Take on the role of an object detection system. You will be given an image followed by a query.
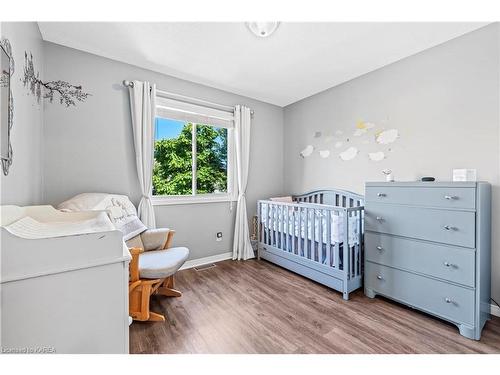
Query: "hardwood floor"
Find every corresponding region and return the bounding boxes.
[129,259,500,354]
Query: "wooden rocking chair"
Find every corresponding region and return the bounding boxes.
[128,229,189,322]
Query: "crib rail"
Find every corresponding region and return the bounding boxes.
[293,189,363,208]
[257,200,364,280]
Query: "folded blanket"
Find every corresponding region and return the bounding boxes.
[58,193,147,241]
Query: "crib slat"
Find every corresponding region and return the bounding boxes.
[260,203,263,243]
[311,208,315,261]
[343,211,351,278]
[317,209,323,263]
[267,203,271,246]
[298,206,303,256]
[358,210,363,276]
[291,208,295,254]
[355,243,360,277]
[354,211,358,276]
[282,205,285,250]
[334,212,340,268]
[352,211,357,276]
[305,208,309,259]
[270,204,273,246]
[280,205,284,250]
[350,212,354,278]
[284,205,288,251]
[305,208,309,258]
[264,203,269,245]
[285,205,289,251]
[334,241,339,269]
[275,205,279,248]
[305,207,308,257]
[304,208,311,258]
[274,205,278,247]
[269,203,273,246]
[347,211,351,277]
[262,203,266,244]
[272,204,276,246]
[309,209,316,259]
[268,204,271,246]
[326,209,331,267]
[268,204,272,246]
[278,205,283,250]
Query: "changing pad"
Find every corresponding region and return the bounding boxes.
[4,212,115,239]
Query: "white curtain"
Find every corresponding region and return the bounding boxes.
[232,105,254,260]
[128,80,157,228]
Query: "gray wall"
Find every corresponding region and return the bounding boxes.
[42,42,284,261]
[0,22,44,205]
[283,24,500,302]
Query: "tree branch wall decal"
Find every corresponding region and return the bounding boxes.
[22,52,91,107]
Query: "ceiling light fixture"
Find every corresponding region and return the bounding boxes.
[246,22,280,38]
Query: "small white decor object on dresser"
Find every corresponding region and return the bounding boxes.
[453,169,477,182]
[0,205,131,353]
[364,181,491,340]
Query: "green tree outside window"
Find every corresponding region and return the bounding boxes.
[153,121,228,196]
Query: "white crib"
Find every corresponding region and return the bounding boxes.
[257,189,364,300]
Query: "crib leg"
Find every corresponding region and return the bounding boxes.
[343,291,349,301]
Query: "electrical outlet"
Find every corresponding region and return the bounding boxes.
[216,232,223,242]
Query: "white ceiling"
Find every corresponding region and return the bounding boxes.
[38,22,488,107]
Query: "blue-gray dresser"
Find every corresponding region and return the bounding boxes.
[364,182,491,340]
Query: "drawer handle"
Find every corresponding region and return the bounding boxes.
[376,216,384,221]
[443,225,457,231]
[376,275,383,280]
[376,245,383,251]
[444,297,456,305]
[443,261,456,268]
[377,193,386,197]
[444,195,458,200]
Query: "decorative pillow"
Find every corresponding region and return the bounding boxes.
[58,193,147,241]
[269,196,294,203]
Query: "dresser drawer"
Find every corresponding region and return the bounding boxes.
[365,262,474,325]
[365,232,475,286]
[365,203,476,248]
[366,186,476,210]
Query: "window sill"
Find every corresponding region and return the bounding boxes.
[152,195,237,206]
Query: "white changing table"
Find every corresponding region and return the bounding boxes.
[0,205,131,354]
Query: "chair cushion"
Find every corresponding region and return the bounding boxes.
[138,247,189,279]
[125,235,144,250]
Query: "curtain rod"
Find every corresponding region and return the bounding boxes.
[123,80,254,116]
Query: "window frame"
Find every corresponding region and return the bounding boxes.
[151,100,236,206]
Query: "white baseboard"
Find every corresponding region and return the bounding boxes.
[180,251,233,270]
[491,303,500,318]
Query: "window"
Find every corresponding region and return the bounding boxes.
[152,97,235,205]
